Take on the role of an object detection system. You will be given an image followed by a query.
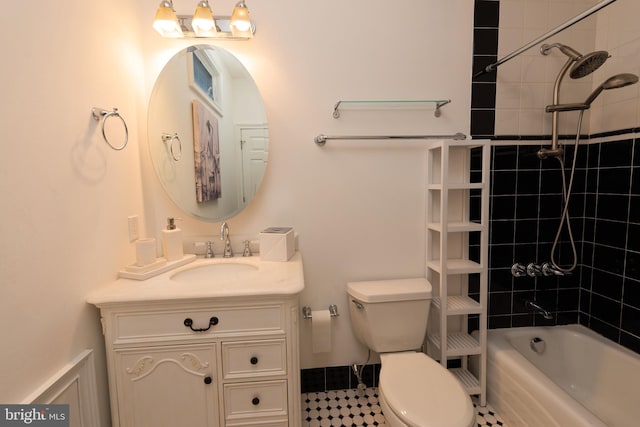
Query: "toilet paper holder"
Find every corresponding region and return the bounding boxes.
[302,304,339,319]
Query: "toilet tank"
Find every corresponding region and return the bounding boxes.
[347,278,432,353]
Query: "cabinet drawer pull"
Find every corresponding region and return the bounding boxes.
[184,317,219,332]
[251,397,260,406]
[204,376,213,385]
[250,356,259,365]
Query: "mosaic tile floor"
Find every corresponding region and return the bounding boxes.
[302,388,507,427]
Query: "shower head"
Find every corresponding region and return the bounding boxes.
[541,43,610,78]
[570,51,610,78]
[584,73,639,105]
[546,73,639,112]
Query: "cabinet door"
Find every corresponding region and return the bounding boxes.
[115,344,219,427]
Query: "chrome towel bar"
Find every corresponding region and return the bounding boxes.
[314,132,466,146]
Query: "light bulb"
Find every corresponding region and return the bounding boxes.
[153,1,184,38]
[192,1,217,37]
[230,1,252,35]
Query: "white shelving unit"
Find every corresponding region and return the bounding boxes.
[425,140,489,406]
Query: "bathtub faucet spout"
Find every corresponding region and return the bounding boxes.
[525,300,553,320]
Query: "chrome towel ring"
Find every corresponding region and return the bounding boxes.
[91,107,128,151]
[162,133,182,161]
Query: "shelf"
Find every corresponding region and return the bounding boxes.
[432,296,482,315]
[450,368,481,395]
[332,99,451,118]
[427,182,485,191]
[427,221,484,233]
[427,259,483,275]
[426,140,489,406]
[428,333,481,357]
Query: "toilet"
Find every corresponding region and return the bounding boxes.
[347,278,475,427]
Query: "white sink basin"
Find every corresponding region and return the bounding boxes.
[171,261,258,284]
[87,254,305,304]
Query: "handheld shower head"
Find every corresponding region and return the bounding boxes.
[541,43,610,78]
[584,73,639,105]
[546,73,639,112]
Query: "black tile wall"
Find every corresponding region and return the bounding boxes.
[483,138,640,355]
[471,0,499,138]
[468,0,640,355]
[300,364,381,393]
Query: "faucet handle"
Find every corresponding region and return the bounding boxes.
[242,240,252,257]
[205,241,214,258]
[526,263,543,277]
[511,263,527,277]
[541,262,566,276]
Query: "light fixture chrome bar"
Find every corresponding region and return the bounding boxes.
[314,132,466,146]
[474,0,618,78]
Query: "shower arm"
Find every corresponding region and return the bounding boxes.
[474,0,618,78]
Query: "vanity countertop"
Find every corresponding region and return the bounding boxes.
[87,252,304,307]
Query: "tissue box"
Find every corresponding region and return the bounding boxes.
[260,227,295,261]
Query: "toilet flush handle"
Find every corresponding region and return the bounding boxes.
[351,299,364,310]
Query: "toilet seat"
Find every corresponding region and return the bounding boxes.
[379,352,475,427]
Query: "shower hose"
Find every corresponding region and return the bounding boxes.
[550,110,585,273]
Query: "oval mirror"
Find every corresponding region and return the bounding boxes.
[148,45,268,222]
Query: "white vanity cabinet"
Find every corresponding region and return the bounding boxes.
[98,297,300,427]
[88,254,305,427]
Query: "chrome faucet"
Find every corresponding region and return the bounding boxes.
[525,300,553,320]
[220,222,233,258]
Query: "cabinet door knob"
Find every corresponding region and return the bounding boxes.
[251,397,260,406]
[204,376,213,385]
[250,356,259,365]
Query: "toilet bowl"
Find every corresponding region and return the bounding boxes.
[346,278,475,427]
[378,352,475,427]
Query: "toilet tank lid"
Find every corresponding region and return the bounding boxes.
[347,278,432,303]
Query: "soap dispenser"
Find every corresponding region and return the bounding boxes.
[162,217,183,262]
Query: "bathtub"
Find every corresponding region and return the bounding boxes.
[485,325,640,427]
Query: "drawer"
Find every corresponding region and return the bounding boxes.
[112,305,284,343]
[224,380,288,421]
[222,339,287,379]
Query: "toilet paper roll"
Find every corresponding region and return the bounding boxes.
[135,238,156,266]
[311,309,332,353]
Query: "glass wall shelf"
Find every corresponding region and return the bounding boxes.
[332,99,452,118]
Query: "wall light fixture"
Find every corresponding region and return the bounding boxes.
[153,0,255,40]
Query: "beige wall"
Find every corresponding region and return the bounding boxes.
[0,2,475,420]
[0,1,146,423]
[137,0,476,370]
[496,0,640,136]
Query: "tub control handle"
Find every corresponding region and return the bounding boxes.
[184,317,219,332]
[511,263,527,277]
